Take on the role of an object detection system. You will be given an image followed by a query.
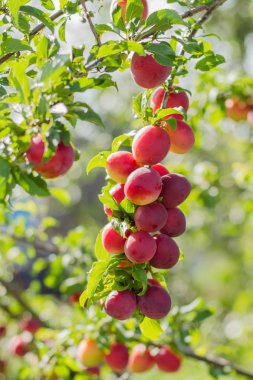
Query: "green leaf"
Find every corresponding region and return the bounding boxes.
[7,0,29,27]
[41,0,55,10]
[86,151,111,174]
[41,55,69,84]
[140,317,164,340]
[126,0,143,22]
[145,42,175,66]
[1,38,33,54]
[14,171,50,197]
[95,230,110,260]
[73,106,105,129]
[59,19,67,42]
[20,6,54,32]
[132,265,148,295]
[97,41,144,58]
[195,53,225,71]
[111,132,135,152]
[86,259,111,298]
[120,198,136,214]
[9,60,30,104]
[146,9,184,32]
[0,158,11,201]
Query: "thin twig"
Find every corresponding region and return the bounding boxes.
[80,0,102,47]
[162,0,228,108]
[181,346,253,379]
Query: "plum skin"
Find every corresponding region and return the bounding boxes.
[131,53,172,89]
[105,342,129,372]
[125,167,162,206]
[26,134,75,178]
[137,284,172,319]
[124,231,157,263]
[132,125,170,165]
[128,344,154,373]
[104,290,136,320]
[134,202,167,232]
[150,234,180,269]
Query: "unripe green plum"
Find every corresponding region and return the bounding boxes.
[102,223,126,254]
[150,234,180,269]
[106,151,139,184]
[134,203,167,232]
[137,284,171,319]
[26,134,75,178]
[152,163,170,177]
[132,125,170,165]
[167,121,195,154]
[125,167,162,206]
[128,344,154,373]
[161,208,186,237]
[105,342,129,372]
[104,290,136,320]
[77,338,103,367]
[124,231,157,263]
[131,54,172,89]
[155,346,182,372]
[160,174,191,208]
[151,87,189,120]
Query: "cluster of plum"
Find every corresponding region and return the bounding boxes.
[226,97,253,126]
[77,337,182,377]
[0,317,41,374]
[100,85,194,321]
[26,133,74,179]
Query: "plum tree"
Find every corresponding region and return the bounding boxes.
[160,173,191,208]
[124,231,157,263]
[151,87,189,120]
[105,342,129,372]
[131,53,172,89]
[104,184,125,217]
[152,163,170,176]
[104,290,136,320]
[137,284,171,319]
[161,208,186,237]
[102,223,126,254]
[155,346,182,372]
[134,203,167,232]
[77,338,103,367]
[132,125,170,165]
[26,134,75,179]
[150,234,180,269]
[110,0,148,21]
[128,344,154,373]
[225,97,249,121]
[125,167,162,205]
[167,121,195,154]
[106,151,139,184]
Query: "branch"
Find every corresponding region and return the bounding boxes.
[0,4,76,66]
[80,0,102,47]
[181,346,253,379]
[162,0,228,108]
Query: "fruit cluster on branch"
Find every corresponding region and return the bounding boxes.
[77,338,182,376]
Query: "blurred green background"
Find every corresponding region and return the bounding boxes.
[1,0,253,379]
